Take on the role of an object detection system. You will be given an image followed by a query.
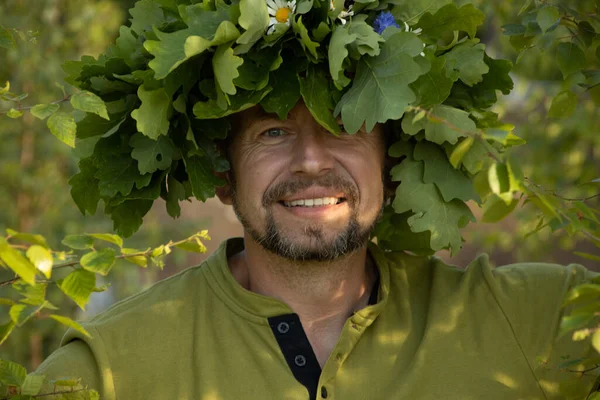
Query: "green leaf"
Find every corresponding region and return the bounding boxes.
[373,207,434,255]
[90,76,135,94]
[416,3,485,39]
[563,283,600,306]
[184,155,227,201]
[175,238,207,253]
[213,44,244,95]
[125,255,148,268]
[47,112,76,148]
[62,235,94,250]
[536,6,560,33]
[482,194,518,223]
[0,25,16,49]
[69,158,101,215]
[30,103,60,120]
[0,81,9,95]
[443,40,489,86]
[449,136,474,168]
[145,10,235,79]
[391,0,452,25]
[335,31,425,134]
[21,374,45,396]
[501,24,526,36]
[469,56,514,109]
[70,91,109,120]
[390,154,475,252]
[7,108,23,118]
[80,248,116,276]
[589,392,600,400]
[548,90,577,118]
[411,53,454,106]
[106,199,154,238]
[93,136,153,198]
[236,0,269,49]
[592,330,600,353]
[87,233,123,248]
[5,229,49,248]
[193,87,272,119]
[347,20,383,58]
[0,238,37,285]
[0,322,15,346]
[402,105,475,144]
[49,315,92,338]
[12,280,47,306]
[130,133,180,174]
[413,141,479,202]
[165,175,187,218]
[57,269,96,310]
[299,65,340,135]
[328,25,356,89]
[294,16,320,60]
[483,127,525,146]
[556,42,586,79]
[0,359,27,386]
[574,252,600,262]
[129,0,165,35]
[131,86,172,140]
[559,314,594,337]
[48,378,81,387]
[261,62,301,119]
[9,303,45,327]
[26,245,53,279]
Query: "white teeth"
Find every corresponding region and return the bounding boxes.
[283,197,341,207]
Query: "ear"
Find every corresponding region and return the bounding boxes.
[215,170,233,205]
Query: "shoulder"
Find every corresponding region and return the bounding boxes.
[88,263,209,326]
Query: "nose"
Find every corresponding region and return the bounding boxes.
[290,128,335,176]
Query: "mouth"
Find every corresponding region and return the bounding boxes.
[280,197,347,208]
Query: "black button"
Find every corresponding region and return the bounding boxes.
[277,322,290,334]
[321,386,328,398]
[294,355,306,367]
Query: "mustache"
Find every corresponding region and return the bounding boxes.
[262,174,359,207]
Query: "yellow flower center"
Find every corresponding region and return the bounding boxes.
[275,7,292,23]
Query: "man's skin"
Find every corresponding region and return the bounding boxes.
[215,101,384,368]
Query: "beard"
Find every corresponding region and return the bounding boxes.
[230,172,384,262]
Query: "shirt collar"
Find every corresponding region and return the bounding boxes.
[204,238,391,323]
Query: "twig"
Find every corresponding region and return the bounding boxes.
[0,97,70,117]
[0,387,90,400]
[0,234,202,287]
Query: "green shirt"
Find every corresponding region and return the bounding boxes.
[37,238,599,399]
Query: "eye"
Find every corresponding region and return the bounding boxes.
[262,128,288,138]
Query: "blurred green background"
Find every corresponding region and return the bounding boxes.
[1,0,598,371]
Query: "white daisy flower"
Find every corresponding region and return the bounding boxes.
[337,7,354,25]
[329,0,353,25]
[403,21,422,35]
[402,21,425,56]
[266,0,297,35]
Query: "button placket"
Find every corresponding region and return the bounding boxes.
[294,354,307,367]
[277,322,290,334]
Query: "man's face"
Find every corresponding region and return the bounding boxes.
[226,101,386,261]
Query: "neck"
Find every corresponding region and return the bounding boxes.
[231,233,376,321]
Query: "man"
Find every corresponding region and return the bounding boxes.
[37,100,598,399]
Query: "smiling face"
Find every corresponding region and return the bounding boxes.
[222,101,386,261]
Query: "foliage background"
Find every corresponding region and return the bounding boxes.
[0,0,598,374]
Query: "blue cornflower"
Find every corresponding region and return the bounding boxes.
[372,11,399,34]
